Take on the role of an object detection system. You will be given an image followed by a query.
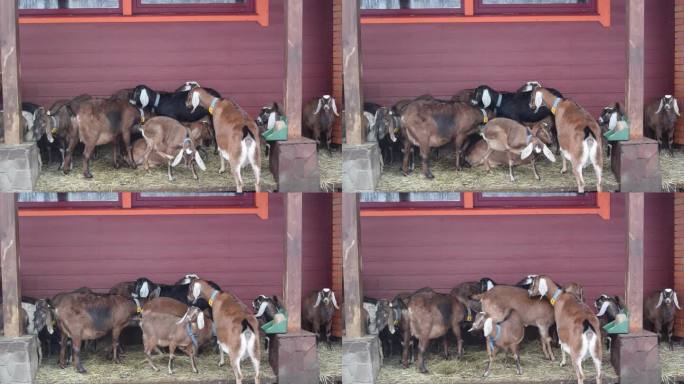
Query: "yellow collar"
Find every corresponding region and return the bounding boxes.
[551,98,562,115]
[481,109,489,124]
[208,289,219,307]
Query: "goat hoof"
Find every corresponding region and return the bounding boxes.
[83,172,93,179]
[425,172,435,179]
[77,367,87,374]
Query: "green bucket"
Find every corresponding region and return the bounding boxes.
[603,310,629,334]
[261,310,288,334]
[603,119,630,142]
[262,117,288,142]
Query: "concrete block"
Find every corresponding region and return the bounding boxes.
[611,331,660,384]
[0,143,41,192]
[0,336,39,384]
[269,138,321,192]
[343,335,381,384]
[343,143,382,192]
[611,138,662,192]
[269,331,319,384]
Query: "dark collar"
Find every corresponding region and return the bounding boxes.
[186,323,198,349]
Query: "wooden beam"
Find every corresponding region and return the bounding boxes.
[1,0,22,145]
[342,193,364,338]
[626,0,644,139]
[342,0,364,145]
[284,193,303,332]
[1,193,22,337]
[284,0,303,139]
[626,193,645,333]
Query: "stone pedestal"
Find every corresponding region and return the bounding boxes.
[0,336,39,384]
[343,335,382,384]
[0,143,41,192]
[269,138,320,192]
[269,331,319,384]
[611,138,661,192]
[343,143,382,192]
[611,331,660,384]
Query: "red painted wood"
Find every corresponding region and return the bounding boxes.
[360,193,674,305]
[14,193,332,304]
[7,0,332,117]
[360,0,674,116]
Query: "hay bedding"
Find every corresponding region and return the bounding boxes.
[374,150,619,193]
[36,340,342,384]
[660,149,684,192]
[376,341,618,384]
[661,342,684,384]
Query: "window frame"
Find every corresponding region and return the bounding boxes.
[17,193,123,209]
[18,0,123,16]
[474,0,597,16]
[361,192,465,210]
[130,192,256,208]
[361,0,464,17]
[473,192,597,208]
[132,0,255,15]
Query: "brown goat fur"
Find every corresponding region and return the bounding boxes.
[406,288,468,373]
[186,88,261,192]
[530,87,603,193]
[644,288,681,351]
[473,285,556,362]
[400,99,492,178]
[528,276,602,384]
[303,95,339,153]
[187,279,260,384]
[108,281,136,297]
[51,291,136,373]
[470,310,525,377]
[302,288,339,348]
[644,95,680,154]
[387,292,414,367]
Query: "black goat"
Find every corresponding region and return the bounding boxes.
[130,84,221,122]
[133,276,221,311]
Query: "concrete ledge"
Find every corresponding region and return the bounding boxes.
[269,138,321,192]
[343,143,382,192]
[0,336,39,384]
[343,335,381,384]
[0,143,41,192]
[269,331,319,384]
[611,138,662,192]
[611,331,660,384]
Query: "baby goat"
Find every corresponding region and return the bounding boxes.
[644,288,681,350]
[530,86,603,193]
[469,311,524,377]
[480,118,556,182]
[302,288,339,349]
[139,116,207,181]
[645,95,680,154]
[187,88,261,193]
[303,95,339,153]
[528,276,602,384]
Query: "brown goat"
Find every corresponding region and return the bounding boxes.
[480,117,556,182]
[302,288,339,348]
[644,288,681,350]
[186,88,261,192]
[406,288,468,373]
[528,276,602,384]
[469,310,525,377]
[59,97,141,178]
[400,99,492,178]
[138,116,208,181]
[303,95,339,153]
[109,281,136,297]
[530,86,603,193]
[645,95,680,154]
[51,291,136,373]
[387,292,414,367]
[473,285,556,361]
[187,279,260,384]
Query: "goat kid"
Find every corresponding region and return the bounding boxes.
[528,276,602,384]
[469,311,524,377]
[645,95,680,154]
[595,294,624,350]
[187,88,261,193]
[303,95,338,153]
[644,288,681,350]
[530,86,603,193]
[302,288,339,349]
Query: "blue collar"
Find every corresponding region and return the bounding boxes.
[550,288,563,306]
[186,323,198,349]
[208,97,220,114]
[488,324,502,350]
[551,97,562,114]
[208,290,219,307]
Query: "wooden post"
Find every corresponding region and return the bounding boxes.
[284,193,303,332]
[1,193,23,337]
[1,0,22,145]
[626,193,645,333]
[342,0,364,145]
[284,0,303,139]
[342,193,364,338]
[626,0,644,139]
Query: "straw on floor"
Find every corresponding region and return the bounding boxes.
[376,341,618,384]
[660,149,684,192]
[660,342,684,384]
[36,340,342,384]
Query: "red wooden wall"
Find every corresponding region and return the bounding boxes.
[12,0,332,117]
[360,193,674,305]
[360,0,674,116]
[14,193,332,304]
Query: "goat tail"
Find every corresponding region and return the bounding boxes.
[242,126,255,144]
[583,126,597,143]
[238,318,257,360]
[582,319,596,336]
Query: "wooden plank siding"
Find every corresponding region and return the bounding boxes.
[359,193,674,306]
[0,0,331,118]
[674,193,684,337]
[13,193,332,304]
[359,0,674,117]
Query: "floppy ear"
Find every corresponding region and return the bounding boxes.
[331,98,339,117]
[656,291,664,308]
[177,309,190,325]
[656,98,665,114]
[331,291,340,310]
[140,281,149,298]
[255,301,270,317]
[674,98,680,117]
[193,282,201,300]
[520,143,535,160]
[538,278,548,297]
[46,308,54,335]
[172,148,185,167]
[674,292,681,310]
[482,89,492,108]
[534,91,543,110]
[194,151,206,171]
[140,88,150,108]
[314,292,322,307]
[487,280,494,291]
[267,111,277,130]
[483,318,493,337]
[542,145,556,162]
[596,300,610,317]
[314,99,323,115]
[608,112,618,131]
[197,312,205,329]
[191,91,200,113]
